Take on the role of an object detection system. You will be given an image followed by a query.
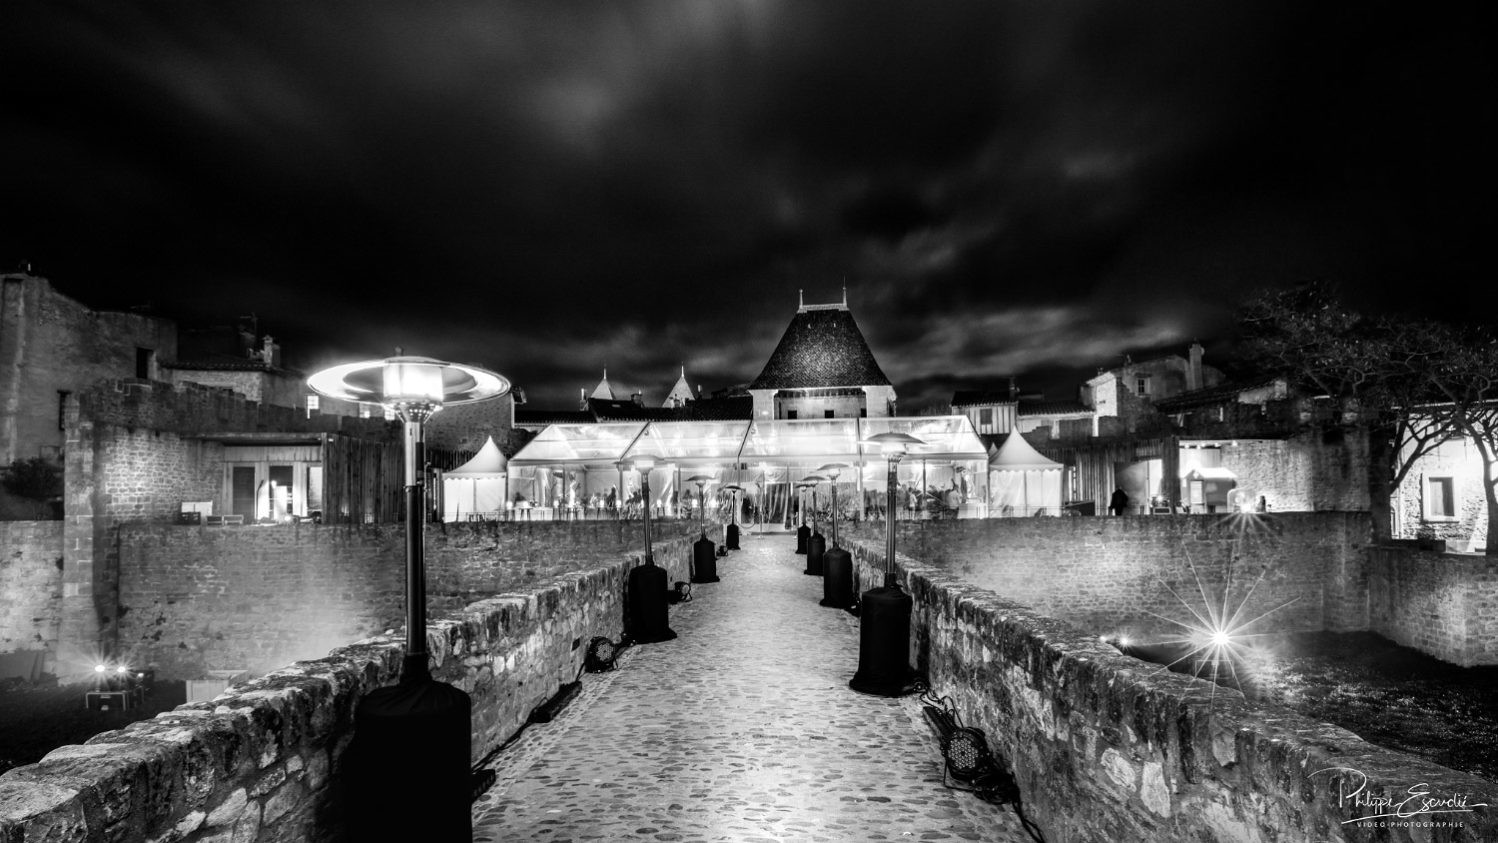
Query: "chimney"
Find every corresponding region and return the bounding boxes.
[1187,342,1204,391]
[261,335,280,368]
[579,388,587,411]
[632,391,643,407]
[1008,376,1018,401]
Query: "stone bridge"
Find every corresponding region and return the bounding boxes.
[2,518,1496,842]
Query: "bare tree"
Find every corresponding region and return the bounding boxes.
[1238,282,1459,542]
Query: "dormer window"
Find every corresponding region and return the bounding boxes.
[1135,376,1151,396]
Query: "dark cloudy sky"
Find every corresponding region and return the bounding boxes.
[3,1,1494,411]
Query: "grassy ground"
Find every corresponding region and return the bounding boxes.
[0,678,186,775]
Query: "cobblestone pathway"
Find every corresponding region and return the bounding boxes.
[472,532,1031,842]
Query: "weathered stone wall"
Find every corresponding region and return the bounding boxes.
[115,521,693,679]
[1391,436,1490,552]
[1221,431,1371,513]
[839,513,1373,641]
[0,274,177,466]
[0,534,693,843]
[0,521,63,657]
[1368,546,1498,667]
[844,538,1498,843]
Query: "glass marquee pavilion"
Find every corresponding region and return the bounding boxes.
[501,416,990,523]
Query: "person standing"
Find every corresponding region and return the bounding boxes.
[1109,487,1130,516]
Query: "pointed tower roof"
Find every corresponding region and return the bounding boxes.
[590,369,616,401]
[748,298,892,390]
[663,365,695,408]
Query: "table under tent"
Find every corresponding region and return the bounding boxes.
[987,430,1064,517]
[505,416,991,524]
[439,436,508,522]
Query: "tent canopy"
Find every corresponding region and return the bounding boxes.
[988,431,1062,517]
[446,436,507,477]
[442,436,508,521]
[989,431,1062,471]
[510,416,989,468]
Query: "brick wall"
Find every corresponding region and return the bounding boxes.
[115,521,693,679]
[1368,546,1498,667]
[838,513,1373,641]
[843,537,1498,843]
[0,521,63,658]
[0,534,694,842]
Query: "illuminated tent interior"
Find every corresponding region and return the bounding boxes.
[507,416,990,522]
[440,436,508,522]
[988,430,1064,517]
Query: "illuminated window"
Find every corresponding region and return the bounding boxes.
[1425,476,1457,520]
[306,395,320,412]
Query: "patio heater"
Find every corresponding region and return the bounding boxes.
[817,463,853,609]
[687,474,718,584]
[850,432,924,697]
[627,455,676,643]
[802,474,827,576]
[308,355,508,842]
[722,484,744,550]
[795,482,811,555]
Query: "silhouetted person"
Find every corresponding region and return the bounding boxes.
[1109,487,1130,516]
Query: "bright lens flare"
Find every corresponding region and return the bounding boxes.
[1210,630,1232,648]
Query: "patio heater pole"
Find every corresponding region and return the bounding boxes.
[850,432,923,697]
[688,474,718,583]
[627,455,676,642]
[722,484,743,550]
[818,463,853,609]
[802,475,827,575]
[309,355,508,842]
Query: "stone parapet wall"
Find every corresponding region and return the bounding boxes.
[0,521,63,658]
[1368,546,1498,667]
[844,538,1498,843]
[116,521,692,679]
[838,513,1373,640]
[78,379,395,441]
[0,535,692,843]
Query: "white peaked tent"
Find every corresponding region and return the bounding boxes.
[989,431,1063,517]
[442,436,508,522]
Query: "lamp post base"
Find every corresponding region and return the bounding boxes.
[804,531,826,575]
[848,577,914,697]
[344,676,472,841]
[820,547,853,608]
[691,532,720,584]
[627,558,677,644]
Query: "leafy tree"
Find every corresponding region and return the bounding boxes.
[1,457,63,519]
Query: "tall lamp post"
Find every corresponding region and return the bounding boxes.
[802,474,827,576]
[627,455,676,642]
[817,463,853,609]
[722,484,744,550]
[309,355,508,842]
[850,432,924,697]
